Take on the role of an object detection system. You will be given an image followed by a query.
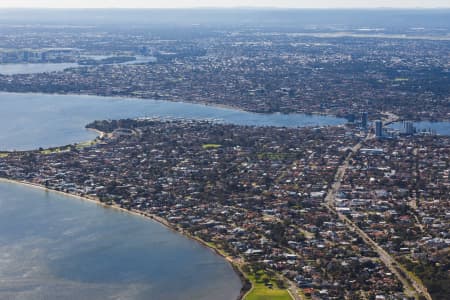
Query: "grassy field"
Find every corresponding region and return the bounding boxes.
[245,271,292,300]
[194,240,291,300]
[202,144,221,149]
[38,139,100,155]
[0,153,9,158]
[186,236,291,300]
[75,139,98,149]
[40,147,71,155]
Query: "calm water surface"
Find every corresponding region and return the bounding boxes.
[0,92,346,151]
[0,57,156,75]
[0,63,79,75]
[0,91,345,300]
[0,181,242,300]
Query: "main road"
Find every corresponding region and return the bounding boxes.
[324,113,432,300]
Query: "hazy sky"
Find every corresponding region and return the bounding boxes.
[1,0,449,9]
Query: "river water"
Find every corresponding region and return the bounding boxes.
[0,57,157,75]
[0,181,242,300]
[0,63,79,75]
[0,92,346,151]
[0,91,347,300]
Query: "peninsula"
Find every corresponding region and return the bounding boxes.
[1,117,448,299]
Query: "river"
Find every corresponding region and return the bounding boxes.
[0,181,242,300]
[0,56,156,75]
[0,92,346,151]
[0,91,347,300]
[0,63,79,75]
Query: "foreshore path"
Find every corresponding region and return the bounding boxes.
[287,279,305,300]
[324,112,432,300]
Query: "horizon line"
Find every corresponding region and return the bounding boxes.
[1,6,450,10]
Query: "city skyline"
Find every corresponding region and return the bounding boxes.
[0,6,448,300]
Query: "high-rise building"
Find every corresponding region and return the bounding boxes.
[375,120,383,137]
[361,112,368,128]
[404,121,415,135]
[346,113,355,123]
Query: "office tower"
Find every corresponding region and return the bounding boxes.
[361,112,368,128]
[404,121,414,135]
[375,120,383,137]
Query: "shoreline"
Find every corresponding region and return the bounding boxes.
[0,90,346,119]
[0,91,248,114]
[1,91,448,123]
[0,128,106,153]
[85,127,106,139]
[0,177,250,300]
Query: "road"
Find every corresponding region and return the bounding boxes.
[287,279,305,300]
[324,112,432,300]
